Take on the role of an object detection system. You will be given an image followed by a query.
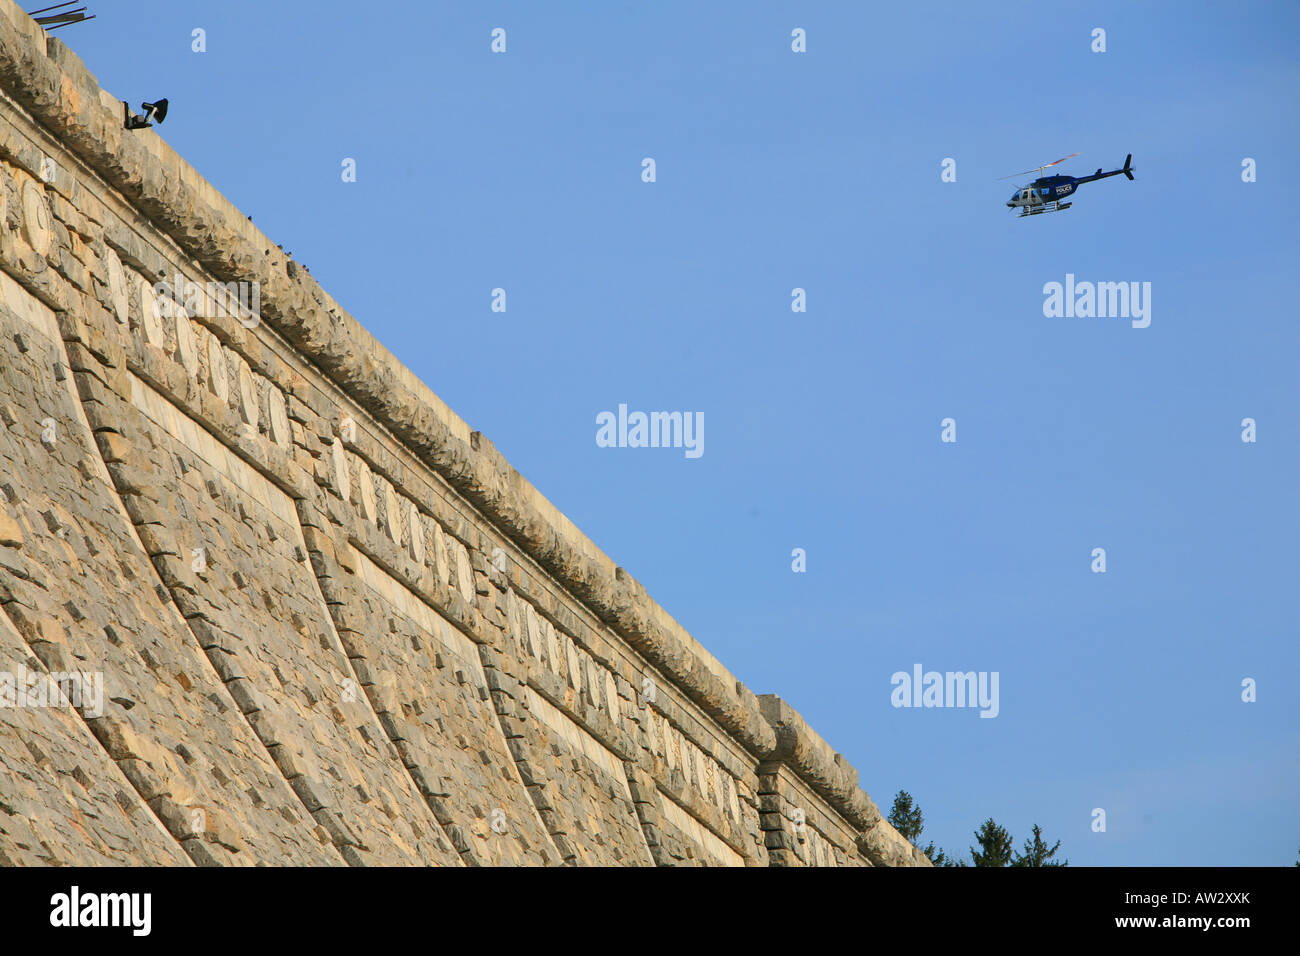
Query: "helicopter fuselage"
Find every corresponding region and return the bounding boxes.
[1007,174,1078,208]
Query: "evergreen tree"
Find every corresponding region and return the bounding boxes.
[970,818,1014,867]
[923,841,955,866]
[889,793,1067,868]
[889,790,958,865]
[887,790,924,843]
[1012,823,1068,867]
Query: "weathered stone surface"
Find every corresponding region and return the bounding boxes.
[0,278,341,866]
[0,611,187,866]
[0,0,923,867]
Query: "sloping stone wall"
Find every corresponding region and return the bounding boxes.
[0,0,926,867]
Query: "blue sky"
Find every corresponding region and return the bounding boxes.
[60,1,1298,865]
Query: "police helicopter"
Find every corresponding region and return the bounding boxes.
[1000,153,1134,217]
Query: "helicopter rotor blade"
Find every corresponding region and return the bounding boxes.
[1043,152,1080,168]
[996,152,1080,180]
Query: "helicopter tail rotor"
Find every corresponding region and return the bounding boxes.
[1123,153,1135,180]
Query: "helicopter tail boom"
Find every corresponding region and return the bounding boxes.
[1072,154,1135,186]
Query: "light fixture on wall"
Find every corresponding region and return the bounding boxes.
[124,99,168,131]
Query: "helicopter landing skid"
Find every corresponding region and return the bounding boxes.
[1018,200,1072,218]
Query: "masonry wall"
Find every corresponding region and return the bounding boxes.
[0,1,926,867]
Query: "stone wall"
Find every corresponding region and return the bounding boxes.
[0,0,927,866]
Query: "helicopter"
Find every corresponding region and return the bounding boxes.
[1000,153,1134,217]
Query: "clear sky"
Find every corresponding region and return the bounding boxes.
[57,0,1298,865]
